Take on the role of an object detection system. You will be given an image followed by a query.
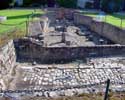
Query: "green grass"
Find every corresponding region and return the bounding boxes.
[83,12,125,28]
[0,9,44,35]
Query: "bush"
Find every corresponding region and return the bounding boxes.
[101,0,123,13]
[0,0,12,9]
[56,0,77,8]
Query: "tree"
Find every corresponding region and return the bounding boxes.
[23,0,48,6]
[23,0,33,6]
[56,0,77,8]
[0,0,13,9]
[32,0,47,5]
[101,0,123,13]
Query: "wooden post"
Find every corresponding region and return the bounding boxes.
[26,21,29,36]
[104,79,110,100]
[120,18,123,29]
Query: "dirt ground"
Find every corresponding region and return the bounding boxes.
[20,92,125,100]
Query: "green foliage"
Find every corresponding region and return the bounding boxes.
[23,0,47,6]
[56,0,77,8]
[101,0,123,13]
[83,12,125,28]
[0,0,13,9]
[32,0,47,6]
[23,0,33,6]
[0,9,44,34]
[85,2,93,9]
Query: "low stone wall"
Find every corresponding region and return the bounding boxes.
[102,23,125,44]
[91,21,125,44]
[15,39,125,63]
[0,40,16,90]
[0,40,16,75]
[74,13,92,27]
[74,13,125,45]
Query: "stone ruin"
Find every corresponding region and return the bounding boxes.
[0,8,125,99]
[27,8,120,48]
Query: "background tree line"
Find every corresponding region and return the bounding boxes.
[0,0,124,13]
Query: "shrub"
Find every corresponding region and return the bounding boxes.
[101,0,123,13]
[56,0,77,8]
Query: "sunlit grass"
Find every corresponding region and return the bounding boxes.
[0,9,44,34]
[0,9,44,46]
[83,12,125,28]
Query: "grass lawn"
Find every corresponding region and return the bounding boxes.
[83,12,125,28]
[0,9,44,35]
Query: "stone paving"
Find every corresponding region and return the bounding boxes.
[20,68,124,89]
[4,57,122,97]
[14,57,125,92]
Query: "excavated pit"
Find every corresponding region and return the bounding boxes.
[0,8,125,99]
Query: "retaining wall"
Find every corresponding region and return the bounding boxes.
[74,13,125,45]
[15,39,125,63]
[74,13,92,27]
[0,40,16,76]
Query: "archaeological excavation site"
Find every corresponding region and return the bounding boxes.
[0,8,125,100]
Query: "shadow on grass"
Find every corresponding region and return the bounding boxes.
[108,13,125,19]
[83,12,125,19]
[7,14,42,20]
[83,12,99,17]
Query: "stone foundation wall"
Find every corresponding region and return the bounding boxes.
[74,13,92,27]
[0,40,16,90]
[102,23,125,44]
[74,13,125,45]
[15,40,125,63]
[0,40,16,75]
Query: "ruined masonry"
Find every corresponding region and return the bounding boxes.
[0,8,125,99]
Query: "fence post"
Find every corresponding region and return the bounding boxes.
[104,15,107,23]
[120,18,123,29]
[104,79,110,100]
[26,20,29,36]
